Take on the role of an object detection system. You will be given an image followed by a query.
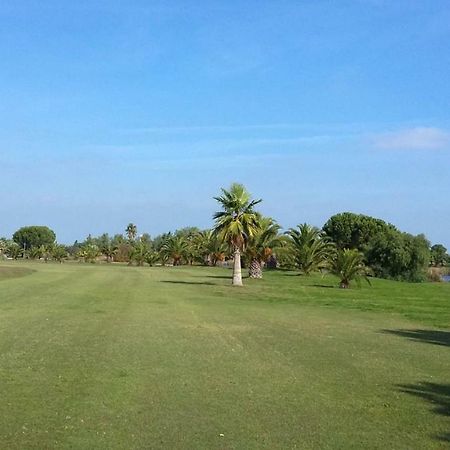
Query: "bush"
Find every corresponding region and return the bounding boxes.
[323,213,430,282]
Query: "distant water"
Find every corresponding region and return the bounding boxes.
[442,275,450,282]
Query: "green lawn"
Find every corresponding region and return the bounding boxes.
[0,261,449,449]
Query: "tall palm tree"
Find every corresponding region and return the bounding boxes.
[286,223,334,275]
[246,216,282,278]
[125,223,137,242]
[213,183,261,286]
[331,248,371,288]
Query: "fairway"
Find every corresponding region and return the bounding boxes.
[0,262,449,449]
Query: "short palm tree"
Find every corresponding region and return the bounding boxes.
[130,240,149,266]
[246,216,282,278]
[39,245,51,262]
[286,223,334,275]
[331,248,371,288]
[6,242,22,260]
[77,244,101,263]
[29,246,44,260]
[145,251,160,267]
[161,235,189,266]
[52,244,68,263]
[193,229,228,266]
[213,183,261,286]
[101,241,117,263]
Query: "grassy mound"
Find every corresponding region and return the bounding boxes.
[0,265,35,281]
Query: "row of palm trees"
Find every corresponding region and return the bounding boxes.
[71,183,369,288]
[212,183,370,288]
[1,183,370,288]
[0,240,68,263]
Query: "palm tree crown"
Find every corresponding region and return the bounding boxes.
[126,223,137,241]
[213,183,261,250]
[286,223,334,275]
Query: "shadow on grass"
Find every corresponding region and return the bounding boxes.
[192,275,231,280]
[382,329,450,347]
[160,280,217,286]
[398,382,450,442]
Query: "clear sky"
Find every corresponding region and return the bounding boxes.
[1,1,449,246]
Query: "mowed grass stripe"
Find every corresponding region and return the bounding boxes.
[0,262,448,449]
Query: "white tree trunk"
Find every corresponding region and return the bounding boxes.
[232,247,243,286]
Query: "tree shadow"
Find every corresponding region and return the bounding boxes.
[193,275,231,280]
[311,284,336,289]
[381,329,450,347]
[398,382,450,442]
[160,280,217,286]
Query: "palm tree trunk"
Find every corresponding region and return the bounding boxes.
[249,258,262,278]
[232,247,243,286]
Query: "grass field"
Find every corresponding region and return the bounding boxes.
[0,261,449,449]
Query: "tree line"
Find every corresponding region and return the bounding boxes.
[1,183,448,287]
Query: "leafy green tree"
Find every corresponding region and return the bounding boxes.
[330,249,371,289]
[245,216,282,278]
[161,235,189,266]
[430,244,448,267]
[213,183,261,286]
[365,231,430,281]
[13,226,56,251]
[323,213,395,251]
[324,212,431,282]
[286,224,334,275]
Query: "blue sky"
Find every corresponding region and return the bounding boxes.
[1,0,449,246]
